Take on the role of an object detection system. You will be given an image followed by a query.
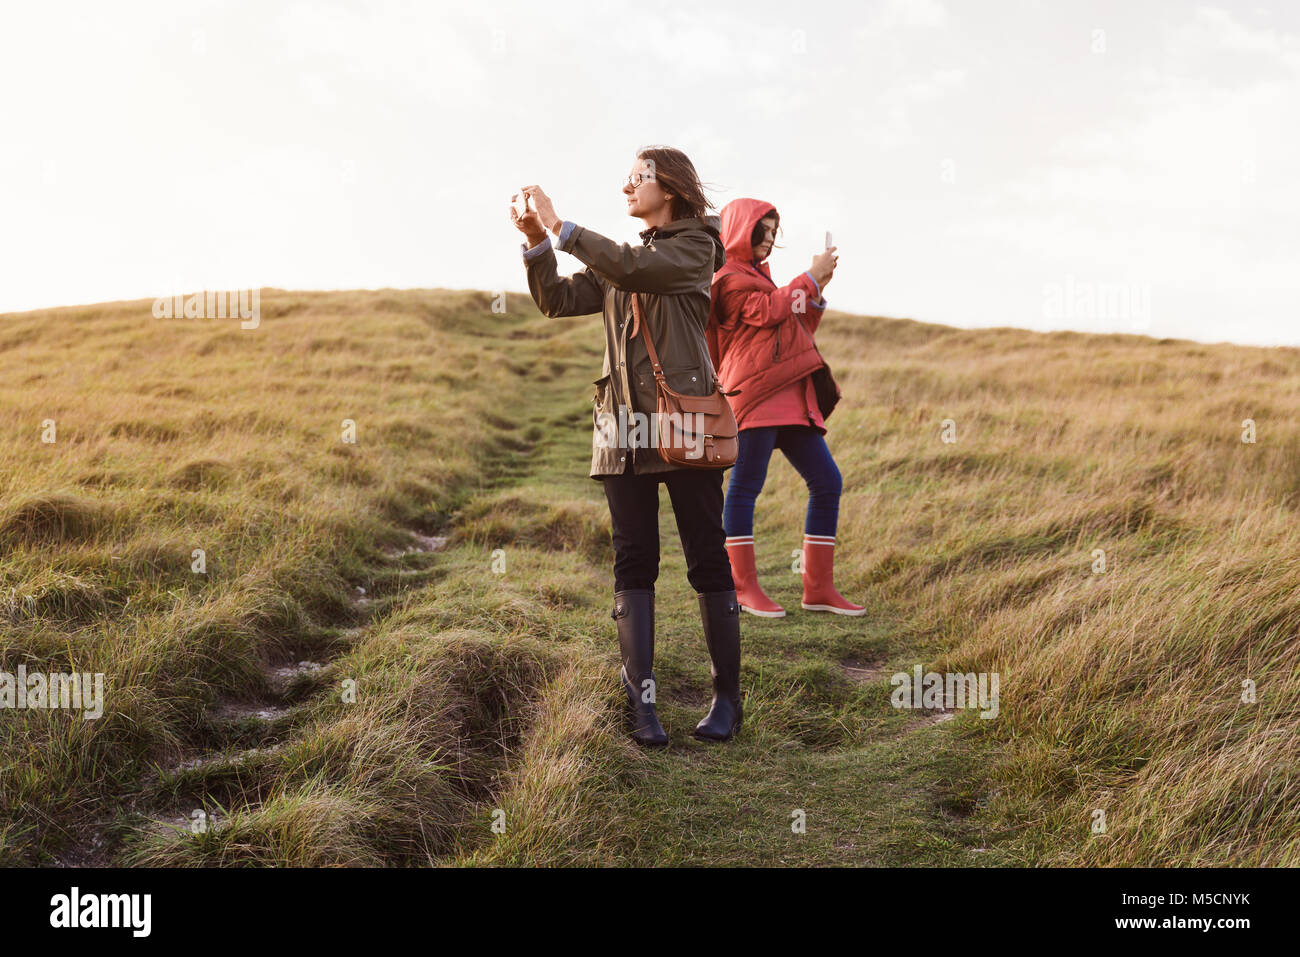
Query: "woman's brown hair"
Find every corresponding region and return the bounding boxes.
[636,145,714,221]
[752,208,780,250]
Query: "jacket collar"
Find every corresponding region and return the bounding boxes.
[636,216,727,273]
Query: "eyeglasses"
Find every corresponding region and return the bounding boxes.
[624,171,656,190]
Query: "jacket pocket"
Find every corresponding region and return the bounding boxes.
[591,374,624,461]
[592,374,616,424]
[594,373,615,403]
[633,356,712,398]
[662,364,710,397]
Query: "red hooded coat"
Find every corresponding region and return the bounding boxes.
[708,198,829,431]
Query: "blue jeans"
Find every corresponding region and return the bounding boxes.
[722,426,841,538]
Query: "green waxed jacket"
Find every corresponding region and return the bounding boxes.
[524,216,728,478]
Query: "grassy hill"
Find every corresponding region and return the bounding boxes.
[1,288,1296,866]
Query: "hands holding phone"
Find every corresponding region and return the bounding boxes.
[509,189,544,247]
[810,243,839,289]
[510,185,561,249]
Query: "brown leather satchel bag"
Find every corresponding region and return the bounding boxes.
[631,294,738,469]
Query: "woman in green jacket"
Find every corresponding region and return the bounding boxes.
[510,146,742,746]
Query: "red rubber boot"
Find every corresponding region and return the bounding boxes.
[725,536,786,618]
[800,535,866,615]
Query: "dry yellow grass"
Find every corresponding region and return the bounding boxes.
[2,289,1296,865]
[805,317,1300,865]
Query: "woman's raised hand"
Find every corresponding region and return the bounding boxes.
[810,246,839,288]
[521,185,561,234]
[510,192,547,246]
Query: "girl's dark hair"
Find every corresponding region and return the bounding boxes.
[751,208,781,249]
[636,145,714,221]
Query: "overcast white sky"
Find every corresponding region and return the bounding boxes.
[2,0,1296,345]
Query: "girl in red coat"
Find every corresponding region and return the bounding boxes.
[708,198,865,617]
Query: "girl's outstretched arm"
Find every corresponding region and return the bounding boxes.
[721,272,826,330]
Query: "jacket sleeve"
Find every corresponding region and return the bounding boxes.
[726,272,825,330]
[560,225,714,294]
[801,291,826,335]
[524,241,606,317]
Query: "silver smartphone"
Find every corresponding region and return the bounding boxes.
[825,231,833,250]
[511,191,530,217]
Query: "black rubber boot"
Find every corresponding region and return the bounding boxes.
[612,589,668,747]
[694,589,743,741]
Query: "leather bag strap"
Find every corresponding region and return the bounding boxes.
[630,293,667,382]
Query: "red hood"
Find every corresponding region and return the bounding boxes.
[719,198,776,265]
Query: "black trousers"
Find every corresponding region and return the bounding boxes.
[601,465,735,595]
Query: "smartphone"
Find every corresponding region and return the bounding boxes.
[825,231,833,250]
[511,190,530,217]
